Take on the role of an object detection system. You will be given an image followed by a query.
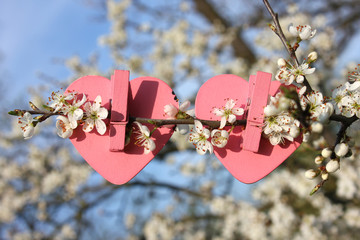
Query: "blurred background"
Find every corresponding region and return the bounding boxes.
[1,0,360,239]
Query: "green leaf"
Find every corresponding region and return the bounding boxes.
[42,105,54,112]
[29,101,39,111]
[8,110,24,116]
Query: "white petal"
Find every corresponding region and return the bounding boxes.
[23,112,33,122]
[147,139,156,152]
[164,104,178,118]
[83,102,92,113]
[303,67,315,75]
[56,115,69,123]
[73,108,84,120]
[349,81,360,91]
[296,75,304,83]
[194,120,203,134]
[220,117,227,129]
[179,100,190,111]
[211,129,220,138]
[288,24,298,36]
[68,114,78,129]
[212,108,224,116]
[203,128,210,139]
[83,119,94,132]
[269,134,281,145]
[75,94,87,107]
[141,125,151,137]
[185,109,195,117]
[228,114,236,124]
[205,141,214,154]
[299,86,307,96]
[97,107,108,119]
[95,119,107,135]
[93,95,102,111]
[196,142,207,155]
[232,108,244,116]
[24,126,35,139]
[225,99,236,109]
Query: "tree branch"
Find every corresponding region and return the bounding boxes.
[193,0,256,64]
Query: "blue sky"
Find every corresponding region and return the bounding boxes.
[0,0,109,102]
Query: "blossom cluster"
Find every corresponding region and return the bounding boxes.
[263,92,300,145]
[332,81,360,118]
[275,53,316,86]
[17,91,108,139]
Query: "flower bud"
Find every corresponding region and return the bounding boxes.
[289,126,300,138]
[264,105,279,116]
[278,96,291,111]
[307,51,318,62]
[305,169,318,179]
[326,159,340,173]
[334,143,349,157]
[321,172,329,180]
[303,132,310,142]
[314,155,324,164]
[277,58,287,67]
[311,122,323,133]
[299,86,307,96]
[321,148,332,158]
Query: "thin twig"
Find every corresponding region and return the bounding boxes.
[14,109,247,128]
[262,0,313,94]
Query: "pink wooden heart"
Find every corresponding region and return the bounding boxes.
[66,75,178,184]
[195,74,302,183]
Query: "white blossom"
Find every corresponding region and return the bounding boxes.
[83,95,108,135]
[263,113,300,145]
[211,129,229,148]
[188,120,213,155]
[276,62,315,85]
[56,116,73,138]
[62,93,87,129]
[18,112,35,139]
[288,24,316,40]
[212,99,244,129]
[301,91,331,121]
[49,91,76,112]
[332,82,350,114]
[133,122,156,154]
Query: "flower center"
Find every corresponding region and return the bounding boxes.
[90,111,98,120]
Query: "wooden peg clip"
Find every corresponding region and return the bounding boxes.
[243,72,272,152]
[109,70,130,151]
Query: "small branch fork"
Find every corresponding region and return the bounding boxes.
[262,0,360,194]
[263,0,359,130]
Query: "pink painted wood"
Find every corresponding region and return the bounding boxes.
[195,74,302,183]
[243,72,272,152]
[109,70,130,151]
[66,74,178,184]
